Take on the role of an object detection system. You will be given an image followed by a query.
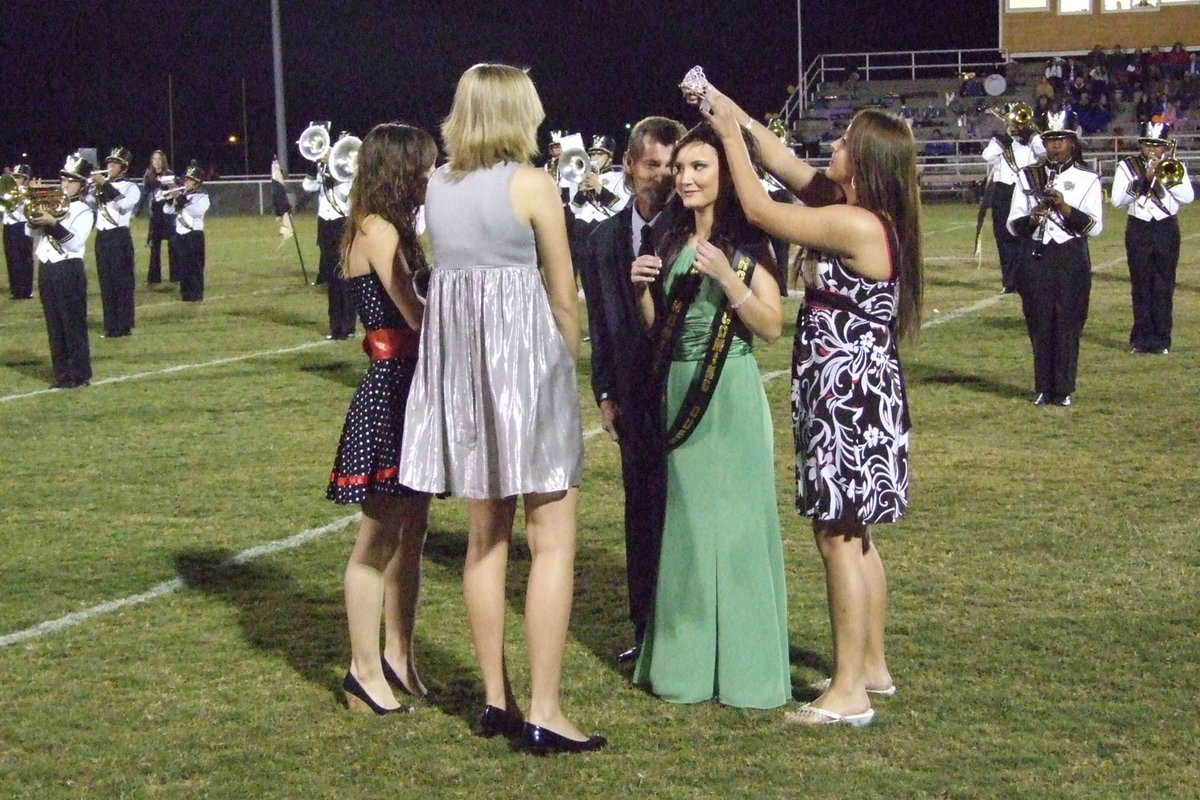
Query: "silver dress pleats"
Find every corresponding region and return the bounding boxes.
[399,162,583,499]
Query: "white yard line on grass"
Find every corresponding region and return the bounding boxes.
[0,514,361,648]
[0,339,335,403]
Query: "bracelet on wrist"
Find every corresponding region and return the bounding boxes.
[730,287,754,311]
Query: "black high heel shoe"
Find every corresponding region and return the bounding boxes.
[520,722,607,755]
[381,658,429,699]
[477,705,525,739]
[342,671,412,716]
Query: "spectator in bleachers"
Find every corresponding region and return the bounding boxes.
[1088,63,1110,103]
[1165,43,1189,81]
[1180,71,1199,113]
[1045,57,1065,95]
[1107,45,1129,76]
[1066,76,1088,107]
[1066,58,1086,86]
[1077,94,1113,135]
[1135,90,1155,125]
[1086,45,1107,71]
[1127,49,1148,95]
[1146,45,1165,82]
[925,129,953,161]
[1034,95,1053,123]
[1036,75,1055,103]
[1187,51,1199,80]
[1160,99,1186,128]
[960,73,985,98]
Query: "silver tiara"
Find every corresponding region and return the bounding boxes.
[680,66,708,96]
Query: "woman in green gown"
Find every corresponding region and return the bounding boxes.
[630,122,790,708]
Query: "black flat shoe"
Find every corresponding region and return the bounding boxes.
[342,671,411,715]
[478,705,524,739]
[381,658,428,698]
[520,722,606,755]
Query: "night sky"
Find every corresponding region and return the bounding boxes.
[4,1,997,177]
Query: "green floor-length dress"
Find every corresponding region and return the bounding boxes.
[633,246,791,709]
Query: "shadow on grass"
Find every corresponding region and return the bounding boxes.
[225,306,319,332]
[905,363,1029,400]
[421,516,636,681]
[296,357,364,390]
[1,350,51,382]
[172,546,477,729]
[788,644,831,701]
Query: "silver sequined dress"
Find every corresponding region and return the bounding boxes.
[399,161,583,499]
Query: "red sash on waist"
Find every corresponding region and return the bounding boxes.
[361,327,419,361]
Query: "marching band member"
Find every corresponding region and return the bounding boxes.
[565,135,630,274]
[1112,121,1194,355]
[569,135,630,226]
[91,147,142,337]
[543,130,563,178]
[160,164,210,302]
[1007,109,1103,407]
[981,104,1045,293]
[27,153,96,389]
[142,150,176,284]
[302,142,355,339]
[3,163,35,299]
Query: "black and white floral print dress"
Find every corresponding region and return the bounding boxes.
[793,233,909,525]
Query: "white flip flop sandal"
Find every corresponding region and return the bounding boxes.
[785,703,876,727]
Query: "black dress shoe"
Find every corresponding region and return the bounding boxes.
[478,704,524,739]
[342,671,411,715]
[520,722,606,755]
[616,644,641,664]
[381,658,428,698]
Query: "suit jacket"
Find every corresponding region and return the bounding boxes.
[580,206,662,447]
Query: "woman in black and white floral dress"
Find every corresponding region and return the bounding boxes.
[703,87,923,727]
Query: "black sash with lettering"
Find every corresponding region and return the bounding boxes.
[651,249,756,451]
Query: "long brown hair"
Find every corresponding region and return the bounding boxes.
[340,123,438,275]
[658,122,769,270]
[844,108,924,342]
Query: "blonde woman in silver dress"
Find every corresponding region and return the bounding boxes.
[399,63,604,754]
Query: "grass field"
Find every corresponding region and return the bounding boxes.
[1,201,1198,799]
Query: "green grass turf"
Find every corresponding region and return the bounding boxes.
[1,203,1197,798]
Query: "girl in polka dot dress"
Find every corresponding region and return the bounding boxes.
[326,123,437,715]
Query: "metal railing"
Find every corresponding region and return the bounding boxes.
[782,47,1008,123]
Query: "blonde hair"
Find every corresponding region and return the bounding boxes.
[441,64,544,174]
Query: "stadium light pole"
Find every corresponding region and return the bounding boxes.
[271,0,289,176]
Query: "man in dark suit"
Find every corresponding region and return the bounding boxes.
[579,116,685,663]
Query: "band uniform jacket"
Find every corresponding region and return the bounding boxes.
[159,189,210,235]
[302,169,351,220]
[30,198,95,263]
[1111,158,1194,220]
[569,168,631,225]
[982,133,1045,187]
[1007,160,1104,243]
[94,178,142,231]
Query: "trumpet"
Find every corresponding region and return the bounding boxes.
[988,102,1037,132]
[159,185,192,201]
